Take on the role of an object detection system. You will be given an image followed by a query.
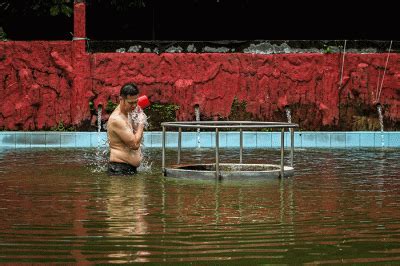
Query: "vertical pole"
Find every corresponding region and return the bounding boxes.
[177,127,182,164]
[290,127,294,167]
[71,1,89,125]
[239,128,243,163]
[162,126,166,175]
[74,1,86,40]
[280,128,285,178]
[215,127,220,179]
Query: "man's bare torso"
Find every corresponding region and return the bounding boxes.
[107,106,142,167]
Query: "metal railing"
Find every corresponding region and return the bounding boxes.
[161,121,299,178]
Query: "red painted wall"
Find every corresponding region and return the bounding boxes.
[90,52,400,131]
[1,41,74,130]
[1,3,399,131]
[2,42,400,131]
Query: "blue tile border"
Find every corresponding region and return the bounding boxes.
[330,133,346,148]
[0,131,399,149]
[301,132,316,148]
[346,132,360,148]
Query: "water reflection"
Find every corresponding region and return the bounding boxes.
[105,176,149,263]
[0,148,400,263]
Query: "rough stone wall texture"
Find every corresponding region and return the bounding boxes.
[91,52,400,131]
[1,41,400,131]
[0,41,74,130]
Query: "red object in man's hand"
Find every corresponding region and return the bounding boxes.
[138,95,150,109]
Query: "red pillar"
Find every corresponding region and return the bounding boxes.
[74,1,86,39]
[71,0,92,126]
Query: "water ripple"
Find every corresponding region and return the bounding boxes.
[1,148,400,263]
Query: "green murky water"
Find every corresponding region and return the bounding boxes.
[0,148,400,264]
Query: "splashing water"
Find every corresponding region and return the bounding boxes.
[129,107,152,172]
[129,106,149,129]
[377,105,384,148]
[91,106,108,173]
[137,143,153,173]
[195,105,201,148]
[97,106,102,134]
[285,106,292,123]
[89,146,109,173]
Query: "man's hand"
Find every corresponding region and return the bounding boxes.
[136,111,147,125]
[130,109,148,129]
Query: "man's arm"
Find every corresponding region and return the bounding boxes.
[111,118,144,150]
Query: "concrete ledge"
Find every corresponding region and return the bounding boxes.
[0,131,399,149]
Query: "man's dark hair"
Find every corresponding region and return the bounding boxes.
[120,83,139,98]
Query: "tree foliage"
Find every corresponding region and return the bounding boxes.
[0,0,150,39]
[86,0,147,11]
[0,0,148,20]
[0,0,73,17]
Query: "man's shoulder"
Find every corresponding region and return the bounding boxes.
[108,113,124,126]
[109,110,124,121]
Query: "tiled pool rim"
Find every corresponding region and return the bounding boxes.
[0,131,399,149]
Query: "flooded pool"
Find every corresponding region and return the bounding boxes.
[0,148,400,264]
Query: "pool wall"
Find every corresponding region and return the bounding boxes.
[1,4,400,132]
[0,131,399,149]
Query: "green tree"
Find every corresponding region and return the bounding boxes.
[86,0,147,11]
[0,0,73,17]
[0,0,149,38]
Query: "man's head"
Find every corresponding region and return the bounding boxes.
[120,83,139,98]
[120,83,140,113]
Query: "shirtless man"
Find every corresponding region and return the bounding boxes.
[107,83,145,175]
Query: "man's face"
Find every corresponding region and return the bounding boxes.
[121,95,138,112]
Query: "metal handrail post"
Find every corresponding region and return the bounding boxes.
[290,127,294,167]
[215,128,220,179]
[280,128,285,178]
[240,128,243,163]
[177,127,182,164]
[162,126,166,175]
